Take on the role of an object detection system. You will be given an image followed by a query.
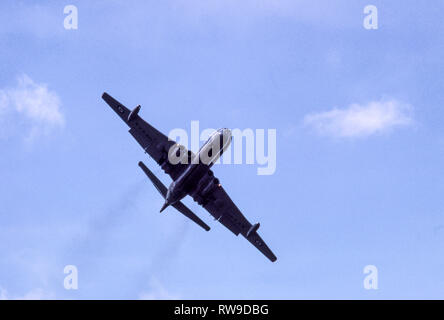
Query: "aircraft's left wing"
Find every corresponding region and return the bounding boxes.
[191,172,277,262]
[102,92,192,180]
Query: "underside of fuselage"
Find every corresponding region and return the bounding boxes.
[161,128,231,211]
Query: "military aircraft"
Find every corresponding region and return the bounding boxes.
[102,92,277,262]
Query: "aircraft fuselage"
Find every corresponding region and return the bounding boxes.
[161,128,232,211]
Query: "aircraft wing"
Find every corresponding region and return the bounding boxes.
[192,175,277,262]
[102,92,192,180]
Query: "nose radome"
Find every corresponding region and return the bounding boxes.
[223,128,231,136]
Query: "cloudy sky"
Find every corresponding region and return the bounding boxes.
[0,0,443,299]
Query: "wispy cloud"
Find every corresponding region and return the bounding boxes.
[0,287,7,300]
[304,99,413,138]
[138,278,179,300]
[0,74,64,142]
[0,3,63,39]
[173,0,352,24]
[0,287,54,300]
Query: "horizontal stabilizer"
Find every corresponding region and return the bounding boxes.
[138,161,210,232]
[138,161,167,198]
[172,201,210,231]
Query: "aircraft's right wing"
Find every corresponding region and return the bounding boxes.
[102,92,193,181]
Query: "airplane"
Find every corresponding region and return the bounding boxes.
[102,92,277,262]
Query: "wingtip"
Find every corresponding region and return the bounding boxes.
[101,92,108,100]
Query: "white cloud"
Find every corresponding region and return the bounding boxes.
[304,99,413,138]
[0,287,7,300]
[0,74,64,142]
[138,278,179,300]
[0,287,54,300]
[19,288,54,300]
[0,91,8,117]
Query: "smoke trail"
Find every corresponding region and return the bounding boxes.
[135,218,190,289]
[74,178,147,255]
[60,175,194,298]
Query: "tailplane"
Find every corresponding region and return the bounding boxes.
[138,161,210,231]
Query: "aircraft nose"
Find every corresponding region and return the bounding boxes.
[223,128,231,137]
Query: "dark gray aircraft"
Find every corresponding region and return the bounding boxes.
[102,92,277,262]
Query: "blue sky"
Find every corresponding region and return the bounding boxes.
[0,0,444,299]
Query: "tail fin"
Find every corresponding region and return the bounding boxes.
[138,162,210,231]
